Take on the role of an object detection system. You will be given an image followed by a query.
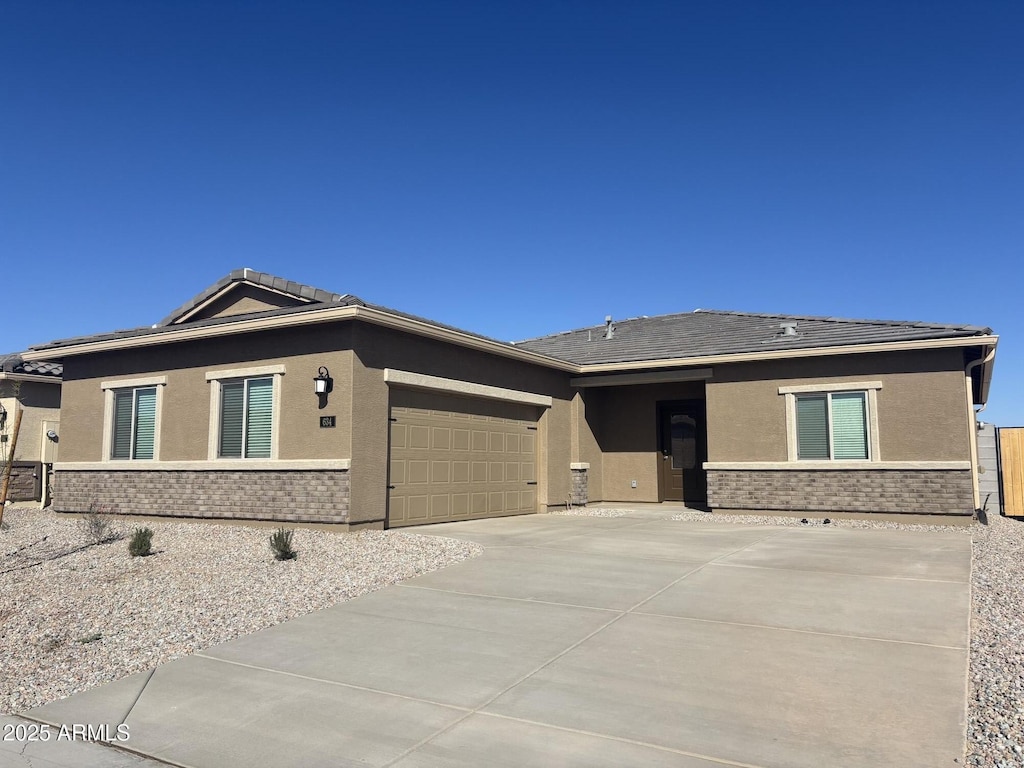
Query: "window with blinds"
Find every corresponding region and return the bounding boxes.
[111,387,157,460]
[219,377,274,459]
[795,391,868,461]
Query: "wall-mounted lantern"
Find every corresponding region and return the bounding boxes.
[314,366,333,396]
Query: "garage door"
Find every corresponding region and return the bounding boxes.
[388,389,539,528]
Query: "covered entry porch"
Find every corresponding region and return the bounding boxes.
[573,369,710,508]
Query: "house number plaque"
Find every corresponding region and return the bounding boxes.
[320,416,336,428]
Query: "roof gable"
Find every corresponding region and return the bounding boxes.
[161,268,352,326]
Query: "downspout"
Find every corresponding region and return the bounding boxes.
[965,347,996,511]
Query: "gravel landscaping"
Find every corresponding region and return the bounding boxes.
[0,507,481,715]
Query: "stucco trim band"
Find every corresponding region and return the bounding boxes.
[100,375,168,390]
[704,461,971,471]
[384,369,553,407]
[204,364,287,381]
[569,462,590,470]
[778,381,883,394]
[55,459,352,471]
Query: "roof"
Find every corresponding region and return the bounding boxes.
[23,271,995,379]
[0,352,63,379]
[512,309,993,365]
[159,267,352,325]
[27,270,542,361]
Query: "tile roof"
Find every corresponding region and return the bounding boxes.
[24,269,994,369]
[159,267,351,325]
[0,352,63,378]
[512,309,993,365]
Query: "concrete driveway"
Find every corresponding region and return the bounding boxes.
[12,512,971,768]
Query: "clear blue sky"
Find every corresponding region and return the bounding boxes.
[3,2,1021,423]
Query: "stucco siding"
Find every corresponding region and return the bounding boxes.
[57,325,357,464]
[706,349,972,464]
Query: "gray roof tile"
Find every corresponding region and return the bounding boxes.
[513,309,992,365]
[0,352,63,378]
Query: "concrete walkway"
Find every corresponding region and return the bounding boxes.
[11,512,971,767]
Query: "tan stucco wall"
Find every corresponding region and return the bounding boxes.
[1,380,61,464]
[587,381,706,503]
[706,348,972,463]
[349,323,576,524]
[58,325,356,463]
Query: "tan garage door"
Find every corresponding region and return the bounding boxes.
[388,389,539,528]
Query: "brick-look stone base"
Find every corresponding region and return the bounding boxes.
[570,468,588,506]
[707,469,974,516]
[53,469,350,524]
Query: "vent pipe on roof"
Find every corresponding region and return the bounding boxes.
[604,315,615,339]
[780,322,798,336]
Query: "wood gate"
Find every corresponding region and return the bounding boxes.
[998,427,1024,517]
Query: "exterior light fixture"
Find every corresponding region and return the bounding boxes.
[314,366,332,395]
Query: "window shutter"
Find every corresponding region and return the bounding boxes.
[244,378,274,458]
[132,388,157,459]
[831,392,868,459]
[111,391,133,460]
[796,395,829,459]
[220,382,244,458]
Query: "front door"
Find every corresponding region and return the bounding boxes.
[658,401,708,505]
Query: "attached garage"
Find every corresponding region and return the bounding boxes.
[387,387,541,528]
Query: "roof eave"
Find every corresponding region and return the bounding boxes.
[22,305,578,373]
[573,335,1001,374]
[0,372,63,384]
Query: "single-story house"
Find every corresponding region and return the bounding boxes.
[21,268,997,528]
[1,352,62,506]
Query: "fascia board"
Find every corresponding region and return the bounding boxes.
[0,373,62,384]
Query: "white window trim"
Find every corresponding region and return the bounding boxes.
[101,377,167,461]
[206,366,285,460]
[782,385,880,462]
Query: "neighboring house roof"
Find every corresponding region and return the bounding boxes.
[513,310,993,365]
[0,352,63,380]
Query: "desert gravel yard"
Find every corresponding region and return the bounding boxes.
[0,507,481,715]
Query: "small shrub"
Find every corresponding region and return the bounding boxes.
[128,527,153,557]
[269,528,297,561]
[76,632,102,644]
[80,512,112,545]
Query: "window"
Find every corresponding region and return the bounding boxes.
[779,381,881,463]
[219,377,274,458]
[796,392,868,460]
[111,388,157,459]
[205,364,285,461]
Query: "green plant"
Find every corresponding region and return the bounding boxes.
[76,632,102,644]
[269,528,297,561]
[128,527,153,557]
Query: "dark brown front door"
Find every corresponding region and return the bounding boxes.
[658,400,708,505]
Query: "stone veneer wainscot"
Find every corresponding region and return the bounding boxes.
[706,468,974,516]
[54,468,351,524]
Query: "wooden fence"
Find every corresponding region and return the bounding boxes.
[999,427,1024,517]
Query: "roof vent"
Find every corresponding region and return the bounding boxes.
[779,322,798,336]
[604,315,615,339]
